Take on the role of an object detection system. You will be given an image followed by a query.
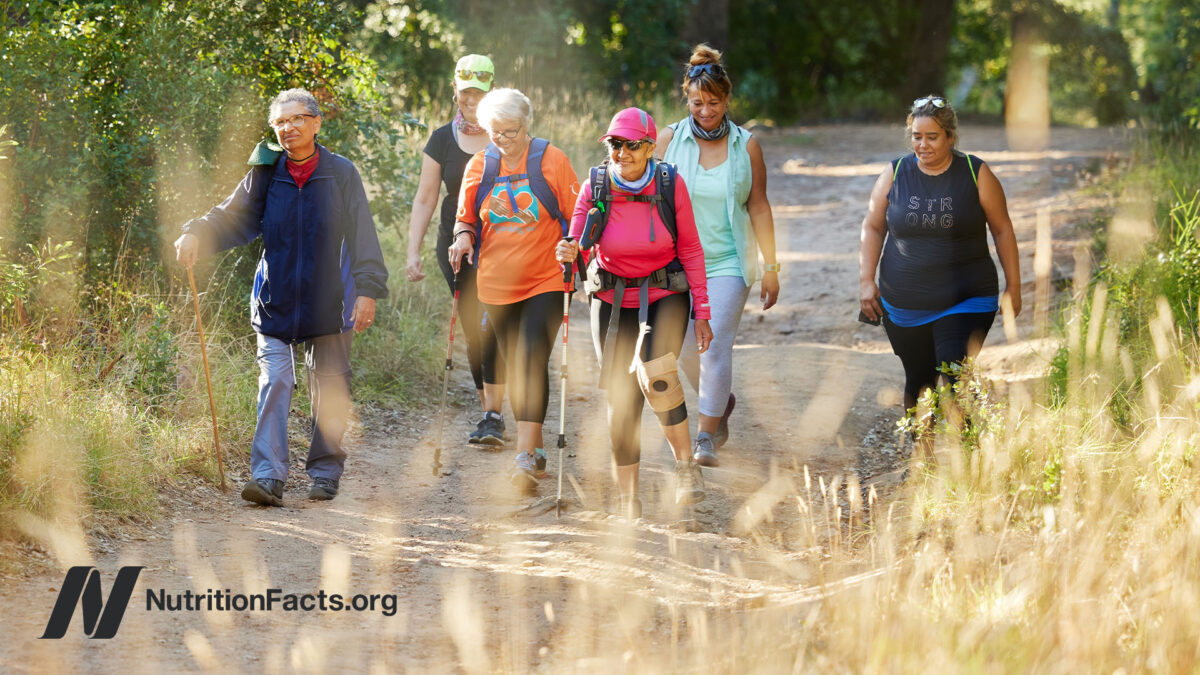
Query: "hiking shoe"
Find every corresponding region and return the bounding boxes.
[308,477,339,500]
[693,432,719,467]
[713,393,736,449]
[675,460,706,505]
[510,449,547,490]
[241,478,284,507]
[468,411,505,446]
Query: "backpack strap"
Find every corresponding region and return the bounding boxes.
[965,153,978,185]
[470,144,504,262]
[653,161,678,243]
[525,137,569,237]
[892,156,904,182]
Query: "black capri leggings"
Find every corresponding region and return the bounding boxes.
[437,232,505,390]
[591,292,690,467]
[481,291,564,424]
[883,310,996,409]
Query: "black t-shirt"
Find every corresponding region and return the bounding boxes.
[423,122,474,240]
[879,151,998,310]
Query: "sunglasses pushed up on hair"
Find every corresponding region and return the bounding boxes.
[604,138,652,152]
[913,96,947,109]
[456,69,494,83]
[687,63,726,79]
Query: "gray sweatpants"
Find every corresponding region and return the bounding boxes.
[679,275,751,418]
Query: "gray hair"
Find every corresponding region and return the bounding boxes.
[476,88,533,132]
[269,88,322,120]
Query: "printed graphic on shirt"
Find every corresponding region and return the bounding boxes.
[486,181,539,232]
[904,195,955,230]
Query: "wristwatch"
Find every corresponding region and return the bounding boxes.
[763,263,781,273]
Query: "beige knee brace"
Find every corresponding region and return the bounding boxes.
[635,352,685,413]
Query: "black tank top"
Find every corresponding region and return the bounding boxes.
[423,122,473,239]
[878,151,998,310]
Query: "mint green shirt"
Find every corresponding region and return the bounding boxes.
[663,119,758,286]
[690,161,743,278]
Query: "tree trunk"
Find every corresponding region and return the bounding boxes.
[680,0,730,52]
[1005,9,1050,151]
[902,0,955,99]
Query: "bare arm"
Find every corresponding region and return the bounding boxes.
[653,126,674,160]
[745,137,779,310]
[405,152,444,282]
[978,163,1023,316]
[858,166,893,321]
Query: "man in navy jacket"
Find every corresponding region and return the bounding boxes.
[175,88,389,506]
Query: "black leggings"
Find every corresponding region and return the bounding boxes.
[481,292,564,424]
[437,232,505,391]
[590,293,690,467]
[883,310,996,409]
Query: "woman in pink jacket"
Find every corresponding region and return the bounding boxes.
[555,108,714,519]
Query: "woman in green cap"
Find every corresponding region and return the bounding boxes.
[406,54,508,446]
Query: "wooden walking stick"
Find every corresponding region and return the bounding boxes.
[187,267,228,491]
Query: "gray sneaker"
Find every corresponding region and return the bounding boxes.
[693,432,719,467]
[308,477,339,500]
[241,478,284,507]
[468,412,505,446]
[674,460,706,505]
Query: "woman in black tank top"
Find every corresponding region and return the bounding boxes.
[404,54,508,446]
[857,96,1023,448]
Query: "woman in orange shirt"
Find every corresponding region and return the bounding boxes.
[448,88,580,490]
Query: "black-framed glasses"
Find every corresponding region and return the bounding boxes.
[456,70,494,83]
[604,138,651,153]
[269,114,316,130]
[913,97,947,109]
[687,63,725,79]
[489,125,523,139]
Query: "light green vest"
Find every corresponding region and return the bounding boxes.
[663,119,758,286]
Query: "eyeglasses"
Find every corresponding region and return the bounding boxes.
[489,125,523,140]
[269,114,316,130]
[604,138,651,153]
[456,70,494,83]
[687,63,725,79]
[913,97,947,109]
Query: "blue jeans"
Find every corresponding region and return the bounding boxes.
[252,332,353,482]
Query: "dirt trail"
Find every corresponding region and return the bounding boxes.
[0,124,1125,672]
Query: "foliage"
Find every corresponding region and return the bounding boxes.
[1123,0,1200,132]
[0,0,418,290]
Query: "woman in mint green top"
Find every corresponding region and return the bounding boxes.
[657,43,780,467]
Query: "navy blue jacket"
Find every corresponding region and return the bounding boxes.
[183,144,389,342]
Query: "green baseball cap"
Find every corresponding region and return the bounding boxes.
[454,54,495,92]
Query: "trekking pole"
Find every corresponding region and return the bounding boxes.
[555,258,572,518]
[186,267,228,491]
[433,270,461,477]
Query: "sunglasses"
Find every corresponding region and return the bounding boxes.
[913,97,947,109]
[456,70,494,83]
[604,138,651,152]
[687,63,725,78]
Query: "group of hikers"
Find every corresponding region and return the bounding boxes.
[174,44,1022,518]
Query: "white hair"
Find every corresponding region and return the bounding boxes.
[269,88,321,120]
[476,88,532,132]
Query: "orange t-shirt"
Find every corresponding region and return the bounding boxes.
[456,142,580,305]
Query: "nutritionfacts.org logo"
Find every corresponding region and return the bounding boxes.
[41,565,399,639]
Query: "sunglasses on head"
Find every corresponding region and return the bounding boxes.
[687,63,725,79]
[913,97,947,109]
[604,138,651,152]
[456,70,494,83]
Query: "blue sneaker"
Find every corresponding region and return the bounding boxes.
[468,411,505,446]
[693,431,719,467]
[511,449,547,490]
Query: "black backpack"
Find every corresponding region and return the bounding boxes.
[580,160,679,248]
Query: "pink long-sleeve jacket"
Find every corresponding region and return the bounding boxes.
[569,167,711,320]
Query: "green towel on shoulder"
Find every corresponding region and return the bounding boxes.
[247,140,283,166]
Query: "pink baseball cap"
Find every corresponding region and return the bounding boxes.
[599,107,657,142]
